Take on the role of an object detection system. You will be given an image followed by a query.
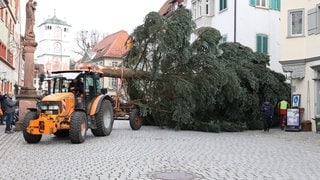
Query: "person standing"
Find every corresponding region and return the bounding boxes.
[278,97,290,130]
[0,92,6,125]
[260,98,274,132]
[3,93,16,134]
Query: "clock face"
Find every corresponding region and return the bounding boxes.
[54,43,61,53]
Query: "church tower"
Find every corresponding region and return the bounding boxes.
[36,11,72,73]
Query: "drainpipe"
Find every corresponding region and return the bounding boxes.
[234,0,237,42]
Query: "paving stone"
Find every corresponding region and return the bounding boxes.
[0,121,320,179]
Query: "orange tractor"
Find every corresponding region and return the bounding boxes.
[23,66,142,144]
[23,69,115,144]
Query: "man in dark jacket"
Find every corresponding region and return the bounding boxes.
[3,93,16,134]
[260,98,274,132]
[68,77,84,96]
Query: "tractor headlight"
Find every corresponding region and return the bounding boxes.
[41,105,59,110]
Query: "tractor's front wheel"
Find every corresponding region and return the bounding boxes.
[92,100,114,136]
[129,109,142,130]
[23,111,42,144]
[70,111,87,144]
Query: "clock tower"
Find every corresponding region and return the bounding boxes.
[36,12,72,73]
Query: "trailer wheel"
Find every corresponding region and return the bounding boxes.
[92,100,114,136]
[23,111,42,144]
[129,109,142,130]
[70,111,87,144]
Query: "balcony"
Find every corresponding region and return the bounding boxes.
[194,15,213,28]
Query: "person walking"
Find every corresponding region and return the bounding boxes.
[3,93,16,134]
[278,97,290,130]
[260,98,274,132]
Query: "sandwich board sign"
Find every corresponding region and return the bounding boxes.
[285,108,300,132]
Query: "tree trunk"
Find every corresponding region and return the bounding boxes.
[75,63,151,79]
[101,66,151,79]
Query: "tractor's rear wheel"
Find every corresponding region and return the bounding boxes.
[23,111,42,144]
[91,100,114,136]
[129,108,142,130]
[70,111,87,144]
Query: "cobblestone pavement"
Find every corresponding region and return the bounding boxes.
[0,120,320,180]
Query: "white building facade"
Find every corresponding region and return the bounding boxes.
[0,0,23,95]
[280,0,320,130]
[183,0,282,73]
[35,14,72,74]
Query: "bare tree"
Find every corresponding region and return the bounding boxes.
[74,29,101,62]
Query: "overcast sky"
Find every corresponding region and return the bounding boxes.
[20,0,168,35]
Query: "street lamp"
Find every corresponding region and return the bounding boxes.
[0,72,7,82]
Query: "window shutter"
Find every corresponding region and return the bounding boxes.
[220,0,226,11]
[263,35,268,54]
[256,34,262,53]
[308,8,317,35]
[270,0,280,11]
[249,0,256,7]
[269,0,274,9]
[276,0,281,11]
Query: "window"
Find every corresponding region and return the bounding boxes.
[0,42,7,60]
[5,11,7,26]
[205,0,209,15]
[110,62,118,88]
[256,0,267,8]
[54,27,62,40]
[220,34,228,44]
[318,5,320,33]
[250,0,280,11]
[256,34,268,54]
[219,0,227,11]
[198,0,202,17]
[192,1,197,19]
[45,25,52,30]
[0,9,3,20]
[288,9,304,37]
[111,62,118,67]
[192,0,214,18]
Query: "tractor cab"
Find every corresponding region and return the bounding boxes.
[45,70,107,110]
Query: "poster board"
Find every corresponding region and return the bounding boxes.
[286,108,300,131]
[286,108,301,131]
